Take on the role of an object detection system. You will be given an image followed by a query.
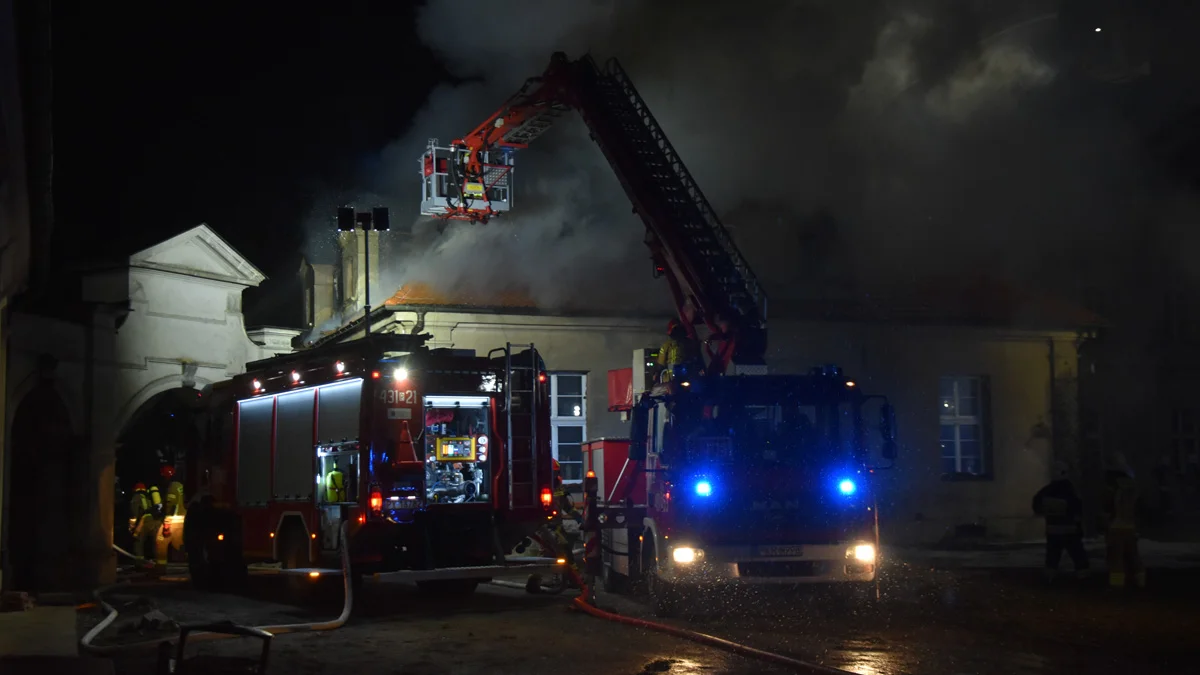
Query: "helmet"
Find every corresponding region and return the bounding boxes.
[133,482,146,492]
[160,465,175,479]
[552,459,561,473]
[666,318,679,334]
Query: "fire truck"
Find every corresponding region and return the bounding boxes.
[182,334,560,594]
[419,53,899,614]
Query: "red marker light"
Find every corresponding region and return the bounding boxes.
[537,372,547,383]
[369,490,383,512]
[371,371,381,379]
[540,487,553,508]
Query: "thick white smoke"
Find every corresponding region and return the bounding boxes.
[308,0,1189,315]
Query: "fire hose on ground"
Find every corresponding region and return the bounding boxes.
[95,521,853,674]
[80,521,353,657]
[498,531,857,675]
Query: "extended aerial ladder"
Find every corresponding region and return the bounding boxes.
[419,53,767,374]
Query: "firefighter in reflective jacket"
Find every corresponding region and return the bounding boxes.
[162,465,186,518]
[1103,452,1145,588]
[657,319,700,384]
[1032,462,1090,581]
[516,460,582,591]
[129,482,161,561]
[326,460,346,503]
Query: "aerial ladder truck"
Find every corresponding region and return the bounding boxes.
[420,53,898,615]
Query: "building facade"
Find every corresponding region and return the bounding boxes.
[301,245,1090,545]
[0,225,297,591]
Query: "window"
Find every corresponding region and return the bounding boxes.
[1164,290,1200,344]
[939,376,989,477]
[551,373,587,482]
[1171,409,1199,472]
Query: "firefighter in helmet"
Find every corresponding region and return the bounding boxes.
[1103,452,1145,588]
[162,465,186,518]
[657,318,701,385]
[516,459,583,591]
[129,482,159,562]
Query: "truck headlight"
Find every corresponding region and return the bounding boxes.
[672,547,704,564]
[846,543,876,563]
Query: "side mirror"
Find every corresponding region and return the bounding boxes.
[882,440,898,461]
[879,403,897,442]
[628,397,650,461]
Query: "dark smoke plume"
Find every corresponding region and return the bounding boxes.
[306,0,1196,315]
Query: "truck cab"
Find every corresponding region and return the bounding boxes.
[587,351,897,613]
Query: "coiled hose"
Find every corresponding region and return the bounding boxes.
[80,521,352,656]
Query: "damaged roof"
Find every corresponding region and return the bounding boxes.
[383,282,539,310]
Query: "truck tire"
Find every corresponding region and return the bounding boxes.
[642,543,676,617]
[278,524,311,569]
[416,579,480,596]
[277,523,312,594]
[184,506,215,590]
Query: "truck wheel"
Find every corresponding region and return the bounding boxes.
[416,579,480,596]
[642,544,676,617]
[278,525,312,594]
[279,528,310,569]
[184,508,215,590]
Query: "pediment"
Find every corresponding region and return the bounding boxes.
[129,224,265,287]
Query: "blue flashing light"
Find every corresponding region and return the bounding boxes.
[838,479,857,496]
[694,480,713,497]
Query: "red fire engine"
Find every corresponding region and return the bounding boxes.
[421,53,899,614]
[182,335,560,593]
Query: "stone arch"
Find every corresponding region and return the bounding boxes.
[5,366,82,442]
[2,382,79,591]
[115,373,215,435]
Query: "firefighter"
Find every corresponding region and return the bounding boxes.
[657,319,700,385]
[326,459,346,503]
[129,482,158,562]
[520,460,582,592]
[1103,452,1145,589]
[162,465,186,518]
[1032,461,1089,581]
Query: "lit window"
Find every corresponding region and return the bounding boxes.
[939,376,989,476]
[551,372,587,482]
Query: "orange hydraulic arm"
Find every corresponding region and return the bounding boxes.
[420,53,768,373]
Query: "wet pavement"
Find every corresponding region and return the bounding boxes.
[80,558,1200,675]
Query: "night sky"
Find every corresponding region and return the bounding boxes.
[47,2,1200,327]
[53,3,444,324]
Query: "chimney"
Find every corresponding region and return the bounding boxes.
[299,257,337,329]
[337,230,381,317]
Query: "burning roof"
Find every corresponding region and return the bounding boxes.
[382,282,538,310]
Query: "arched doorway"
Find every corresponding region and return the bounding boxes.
[114,386,207,556]
[5,382,77,592]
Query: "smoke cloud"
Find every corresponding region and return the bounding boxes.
[306,0,1193,315]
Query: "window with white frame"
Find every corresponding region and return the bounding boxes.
[939,376,988,476]
[1171,408,1200,472]
[551,372,587,482]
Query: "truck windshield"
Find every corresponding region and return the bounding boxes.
[681,401,854,466]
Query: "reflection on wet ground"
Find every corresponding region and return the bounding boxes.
[93,559,1200,675]
[593,562,1194,675]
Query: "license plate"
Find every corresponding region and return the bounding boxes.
[758,545,804,557]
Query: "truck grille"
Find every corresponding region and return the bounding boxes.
[738,561,824,577]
